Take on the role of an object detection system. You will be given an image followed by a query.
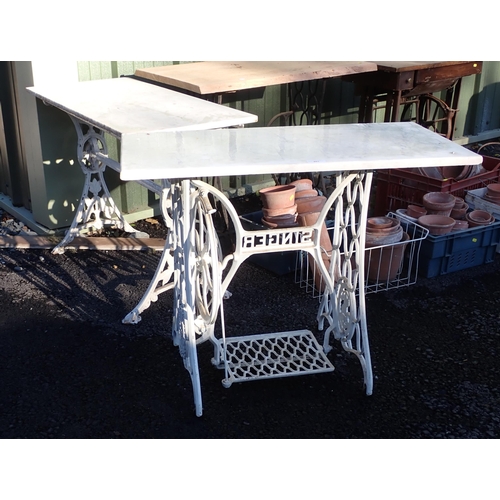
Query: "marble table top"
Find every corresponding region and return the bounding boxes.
[26,77,258,137]
[119,122,482,180]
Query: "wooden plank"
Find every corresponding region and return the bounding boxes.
[134,61,378,95]
[0,235,165,251]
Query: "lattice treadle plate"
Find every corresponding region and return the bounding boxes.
[220,329,335,387]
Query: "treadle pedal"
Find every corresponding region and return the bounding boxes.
[220,329,335,387]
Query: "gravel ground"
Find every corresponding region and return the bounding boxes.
[1,197,500,440]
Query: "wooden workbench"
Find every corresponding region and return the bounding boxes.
[134,61,378,95]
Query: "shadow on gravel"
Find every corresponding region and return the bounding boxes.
[1,241,500,438]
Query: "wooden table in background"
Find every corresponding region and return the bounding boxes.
[135,61,378,125]
[343,61,482,139]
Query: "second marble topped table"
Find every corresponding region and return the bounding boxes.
[27,76,258,253]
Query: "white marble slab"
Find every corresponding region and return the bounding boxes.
[119,122,482,180]
[27,77,258,137]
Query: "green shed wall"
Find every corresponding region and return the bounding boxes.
[2,61,500,233]
[74,61,500,223]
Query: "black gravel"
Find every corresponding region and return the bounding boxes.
[1,197,500,439]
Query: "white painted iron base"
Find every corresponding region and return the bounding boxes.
[157,175,374,416]
[52,116,137,255]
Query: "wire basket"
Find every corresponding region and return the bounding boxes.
[295,213,429,298]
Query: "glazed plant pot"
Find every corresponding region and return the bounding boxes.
[259,185,296,209]
[366,232,410,282]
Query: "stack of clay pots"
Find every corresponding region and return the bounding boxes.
[292,179,333,291]
[365,216,409,282]
[450,197,469,219]
[260,178,333,291]
[420,192,470,233]
[466,209,495,228]
[422,192,456,216]
[484,183,500,205]
[259,184,298,228]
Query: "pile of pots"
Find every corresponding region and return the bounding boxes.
[465,209,495,228]
[259,184,298,228]
[259,179,330,237]
[259,178,332,291]
[365,216,409,282]
[402,191,495,235]
[483,183,500,205]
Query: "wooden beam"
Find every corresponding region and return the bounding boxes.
[0,235,166,251]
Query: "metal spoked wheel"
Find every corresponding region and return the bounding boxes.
[193,194,224,341]
[401,93,457,139]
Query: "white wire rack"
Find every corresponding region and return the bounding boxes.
[295,213,429,298]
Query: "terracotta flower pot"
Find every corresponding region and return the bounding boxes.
[262,213,298,227]
[262,204,297,218]
[450,203,469,219]
[418,214,456,235]
[294,189,319,199]
[486,183,500,198]
[261,217,298,229]
[295,195,327,214]
[367,216,393,229]
[366,218,403,246]
[366,232,410,282]
[366,226,404,246]
[259,185,296,209]
[406,205,427,219]
[289,178,314,192]
[468,209,493,223]
[422,192,456,216]
[297,210,333,293]
[466,210,493,227]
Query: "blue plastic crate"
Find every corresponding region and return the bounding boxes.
[418,219,500,278]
